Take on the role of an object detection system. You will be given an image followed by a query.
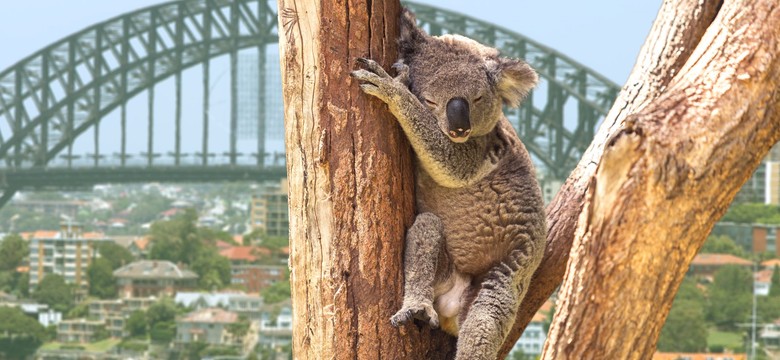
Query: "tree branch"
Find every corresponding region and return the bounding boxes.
[542,0,780,357]
[498,1,724,357]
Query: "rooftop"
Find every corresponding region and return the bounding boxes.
[762,258,780,268]
[691,253,752,267]
[653,352,745,360]
[180,307,238,324]
[219,246,270,262]
[113,260,198,279]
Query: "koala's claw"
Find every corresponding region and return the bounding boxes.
[355,57,390,78]
[390,303,439,329]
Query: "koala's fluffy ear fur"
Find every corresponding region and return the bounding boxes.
[399,8,427,59]
[489,58,539,108]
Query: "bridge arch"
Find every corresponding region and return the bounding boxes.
[0,0,619,206]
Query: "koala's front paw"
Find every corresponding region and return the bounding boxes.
[390,301,439,329]
[351,58,408,104]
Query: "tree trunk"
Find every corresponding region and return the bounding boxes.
[277,0,455,359]
[526,0,779,358]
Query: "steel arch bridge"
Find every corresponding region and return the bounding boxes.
[0,0,620,207]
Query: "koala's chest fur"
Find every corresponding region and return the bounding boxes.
[415,141,544,276]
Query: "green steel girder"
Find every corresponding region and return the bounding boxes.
[0,0,620,207]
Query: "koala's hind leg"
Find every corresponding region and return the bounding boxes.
[390,212,443,328]
[455,249,536,360]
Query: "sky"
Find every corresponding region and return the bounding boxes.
[0,1,661,84]
[0,1,662,163]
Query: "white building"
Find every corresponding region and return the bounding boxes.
[25,223,111,290]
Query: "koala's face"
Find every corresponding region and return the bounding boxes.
[399,11,538,143]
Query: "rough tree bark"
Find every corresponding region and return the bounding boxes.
[277,0,455,359]
[510,0,780,358]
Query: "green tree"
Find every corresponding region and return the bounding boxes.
[707,265,753,329]
[149,210,233,290]
[87,258,117,299]
[149,321,176,343]
[128,193,173,224]
[658,300,708,352]
[149,209,201,264]
[184,341,208,360]
[722,203,780,224]
[0,306,48,359]
[126,310,147,338]
[261,280,291,304]
[33,274,73,313]
[146,298,177,328]
[0,234,28,271]
[770,265,780,297]
[96,242,134,269]
[226,316,251,339]
[701,235,747,258]
[15,272,29,297]
[192,252,231,290]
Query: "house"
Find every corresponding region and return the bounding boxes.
[57,318,106,343]
[761,318,780,349]
[653,352,746,360]
[755,268,774,296]
[762,258,780,270]
[175,291,245,309]
[509,299,552,358]
[220,246,271,265]
[258,300,292,348]
[174,291,264,322]
[176,308,258,351]
[127,236,151,259]
[228,294,264,322]
[114,260,198,298]
[688,253,753,279]
[16,303,62,327]
[231,264,286,293]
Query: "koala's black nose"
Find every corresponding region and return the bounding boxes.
[446,97,471,138]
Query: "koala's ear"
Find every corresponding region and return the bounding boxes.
[488,58,538,108]
[399,8,427,59]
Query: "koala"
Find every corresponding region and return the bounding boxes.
[351,9,547,360]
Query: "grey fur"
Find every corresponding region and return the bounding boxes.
[351,9,546,360]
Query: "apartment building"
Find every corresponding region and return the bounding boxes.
[56,318,106,343]
[88,297,156,338]
[250,179,289,237]
[26,223,111,290]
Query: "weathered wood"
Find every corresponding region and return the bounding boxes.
[498,1,724,357]
[541,0,780,358]
[277,0,455,358]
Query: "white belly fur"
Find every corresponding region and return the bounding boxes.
[434,272,471,318]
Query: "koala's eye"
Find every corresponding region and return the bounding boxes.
[424,98,438,107]
[474,96,483,103]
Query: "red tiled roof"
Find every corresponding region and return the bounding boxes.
[762,258,780,268]
[755,268,774,283]
[133,237,150,251]
[219,246,270,262]
[280,246,291,255]
[692,253,752,266]
[20,231,58,240]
